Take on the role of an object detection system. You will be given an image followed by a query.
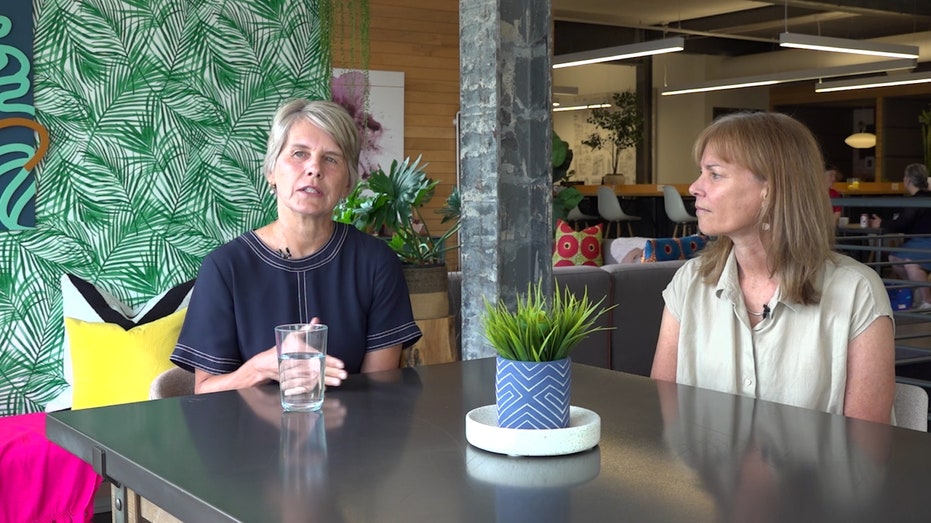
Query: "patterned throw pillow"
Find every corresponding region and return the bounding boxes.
[45,274,195,411]
[679,234,708,259]
[553,219,604,267]
[642,238,683,262]
[642,235,708,262]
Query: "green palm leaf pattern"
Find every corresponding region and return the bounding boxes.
[0,0,330,415]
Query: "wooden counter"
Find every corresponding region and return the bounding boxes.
[832,182,907,196]
[576,182,906,197]
[575,184,692,197]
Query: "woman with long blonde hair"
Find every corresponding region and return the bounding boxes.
[651,111,894,424]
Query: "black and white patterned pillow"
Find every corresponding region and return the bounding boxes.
[45,274,195,411]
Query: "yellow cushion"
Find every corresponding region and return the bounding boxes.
[67,308,187,409]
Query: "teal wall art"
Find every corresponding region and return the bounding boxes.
[0,3,39,230]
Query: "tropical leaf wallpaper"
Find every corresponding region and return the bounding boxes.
[0,0,330,415]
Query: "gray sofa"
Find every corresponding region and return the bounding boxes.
[448,259,686,376]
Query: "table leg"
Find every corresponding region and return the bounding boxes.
[111,482,129,523]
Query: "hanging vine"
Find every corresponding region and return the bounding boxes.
[920,104,931,173]
[320,0,372,172]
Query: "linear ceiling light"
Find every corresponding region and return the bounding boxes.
[553,37,685,69]
[779,33,919,59]
[815,71,931,92]
[553,103,611,113]
[660,58,916,96]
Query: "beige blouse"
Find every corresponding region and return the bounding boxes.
[663,250,893,416]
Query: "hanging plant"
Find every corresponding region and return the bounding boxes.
[920,104,931,173]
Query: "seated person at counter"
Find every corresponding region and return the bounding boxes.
[869,163,931,309]
[171,99,422,394]
[651,111,894,424]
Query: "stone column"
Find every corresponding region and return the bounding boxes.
[458,0,553,360]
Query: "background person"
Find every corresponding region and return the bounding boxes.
[651,111,895,424]
[869,163,931,309]
[824,163,843,220]
[171,99,422,394]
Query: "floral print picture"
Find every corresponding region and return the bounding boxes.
[331,69,405,178]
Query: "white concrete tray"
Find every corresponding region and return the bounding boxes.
[465,405,601,457]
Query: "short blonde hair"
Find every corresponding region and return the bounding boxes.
[263,99,361,188]
[693,111,835,305]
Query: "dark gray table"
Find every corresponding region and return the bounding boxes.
[48,358,931,522]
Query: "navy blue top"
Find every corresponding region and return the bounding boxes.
[171,223,422,375]
[886,190,931,235]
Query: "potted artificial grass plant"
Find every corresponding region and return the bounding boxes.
[483,281,612,429]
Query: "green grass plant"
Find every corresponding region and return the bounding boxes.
[483,281,614,362]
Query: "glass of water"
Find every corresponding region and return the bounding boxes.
[275,323,327,411]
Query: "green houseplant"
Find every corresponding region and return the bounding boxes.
[920,104,931,173]
[483,281,612,363]
[581,90,644,178]
[483,281,613,429]
[334,156,460,265]
[553,131,584,224]
[334,156,459,322]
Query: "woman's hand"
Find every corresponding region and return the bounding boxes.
[323,355,348,387]
[194,346,279,394]
[300,316,349,387]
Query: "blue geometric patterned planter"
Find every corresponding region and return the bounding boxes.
[495,356,571,429]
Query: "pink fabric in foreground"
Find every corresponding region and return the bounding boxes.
[0,412,102,523]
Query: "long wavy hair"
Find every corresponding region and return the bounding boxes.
[694,112,836,305]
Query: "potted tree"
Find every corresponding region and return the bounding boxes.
[482,281,612,430]
[581,90,644,184]
[334,156,460,321]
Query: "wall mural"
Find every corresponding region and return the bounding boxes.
[0,4,40,230]
[0,0,331,415]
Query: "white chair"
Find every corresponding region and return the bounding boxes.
[894,382,928,432]
[662,185,698,238]
[596,186,641,238]
[149,367,195,399]
[566,205,600,231]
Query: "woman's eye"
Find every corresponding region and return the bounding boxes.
[325,156,339,164]
[292,150,307,159]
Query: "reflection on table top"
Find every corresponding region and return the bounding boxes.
[47,359,931,522]
[575,184,692,197]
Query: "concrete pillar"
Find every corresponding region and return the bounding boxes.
[458,0,553,360]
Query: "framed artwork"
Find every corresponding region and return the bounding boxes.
[332,69,405,177]
[0,5,41,230]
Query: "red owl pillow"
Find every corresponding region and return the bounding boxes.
[553,219,604,267]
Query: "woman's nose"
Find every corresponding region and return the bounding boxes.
[689,176,702,197]
[306,156,322,177]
